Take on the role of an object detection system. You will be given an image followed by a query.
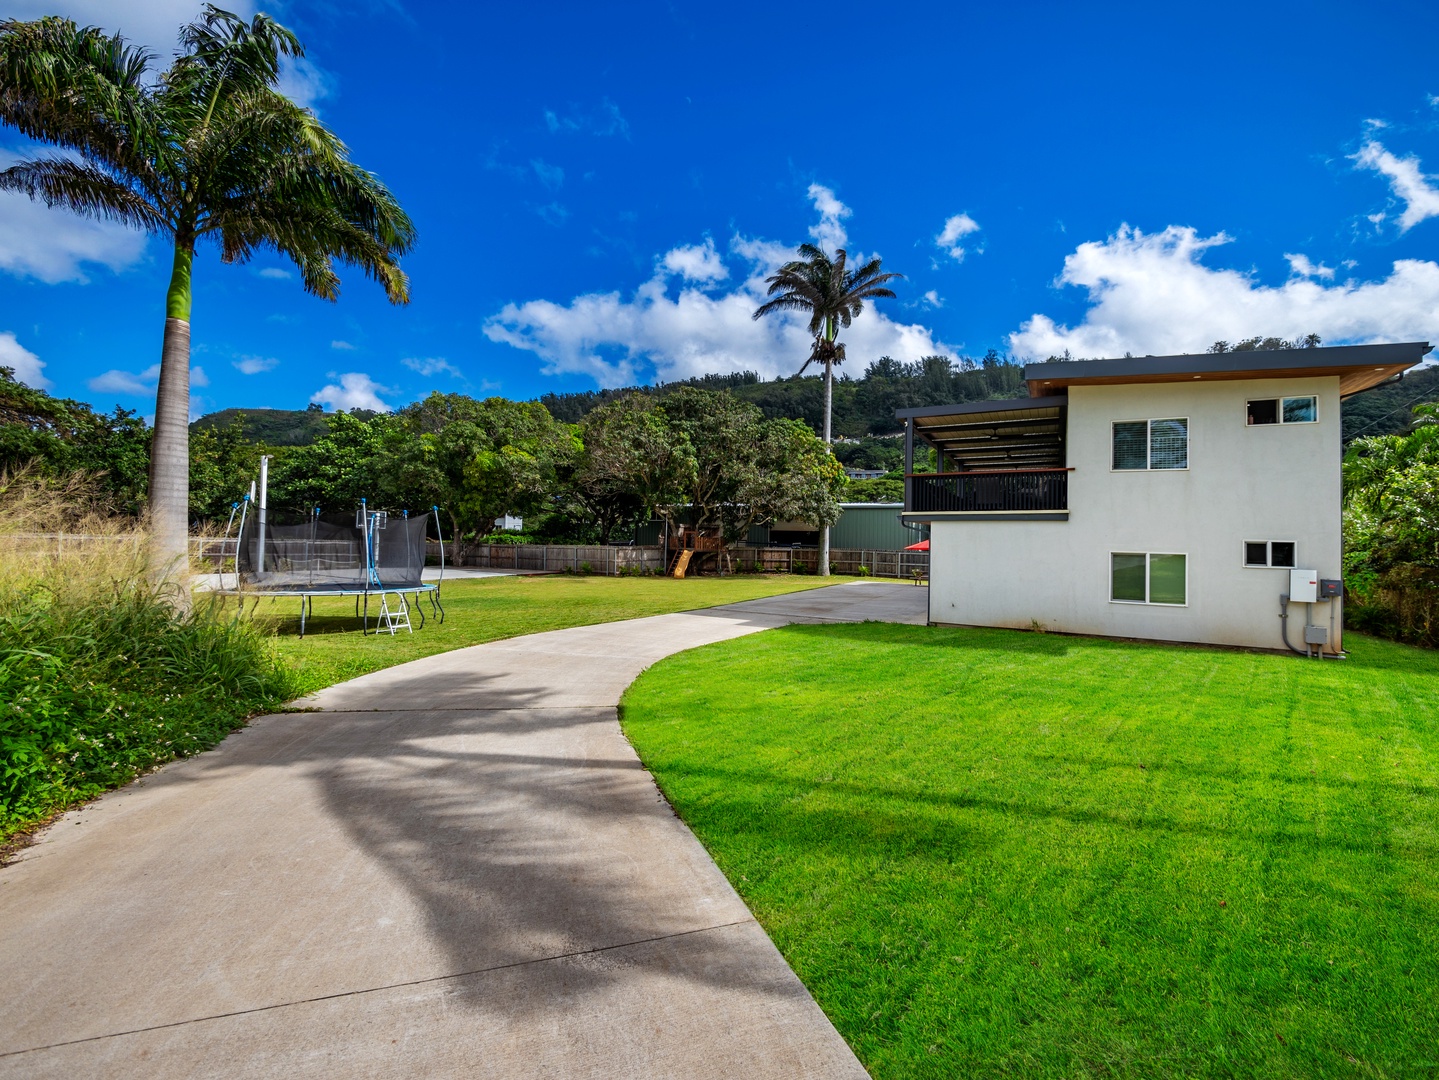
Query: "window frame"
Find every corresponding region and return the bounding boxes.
[1242,540,1297,568]
[1110,417,1190,472]
[1109,551,1189,607]
[1246,395,1319,426]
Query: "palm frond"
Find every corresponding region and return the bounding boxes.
[0,156,168,231]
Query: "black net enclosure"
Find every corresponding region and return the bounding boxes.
[235,508,432,592]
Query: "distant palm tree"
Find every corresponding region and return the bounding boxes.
[753,243,900,575]
[0,8,415,583]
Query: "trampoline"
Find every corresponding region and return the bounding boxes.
[214,502,447,637]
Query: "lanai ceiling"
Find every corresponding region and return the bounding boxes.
[900,396,1066,470]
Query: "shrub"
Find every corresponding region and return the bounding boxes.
[857,565,871,577]
[0,473,295,844]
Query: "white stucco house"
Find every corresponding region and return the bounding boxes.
[898,342,1433,653]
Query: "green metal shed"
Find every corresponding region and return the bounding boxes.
[830,503,927,549]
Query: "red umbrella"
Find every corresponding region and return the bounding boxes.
[904,539,930,551]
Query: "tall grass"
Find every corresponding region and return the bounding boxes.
[0,472,295,846]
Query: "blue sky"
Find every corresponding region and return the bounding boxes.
[3,0,1439,418]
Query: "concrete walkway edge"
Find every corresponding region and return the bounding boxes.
[0,582,926,1078]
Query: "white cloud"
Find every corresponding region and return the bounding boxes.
[233,355,279,375]
[257,267,293,280]
[921,289,943,308]
[0,148,149,284]
[531,159,564,191]
[87,361,206,395]
[1008,223,1439,360]
[276,54,334,111]
[1285,253,1335,280]
[1352,140,1439,231]
[0,330,49,388]
[1,1,255,57]
[402,356,462,378]
[330,339,357,351]
[544,98,629,138]
[936,213,982,262]
[310,372,394,413]
[806,183,851,251]
[89,363,161,395]
[6,1,336,114]
[660,238,729,284]
[535,202,570,226]
[485,199,945,388]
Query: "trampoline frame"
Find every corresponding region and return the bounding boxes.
[215,503,449,638]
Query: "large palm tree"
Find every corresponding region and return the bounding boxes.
[753,243,900,575]
[0,8,415,582]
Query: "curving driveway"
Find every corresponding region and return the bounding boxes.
[0,581,926,1078]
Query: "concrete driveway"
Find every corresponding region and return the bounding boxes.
[0,581,925,1079]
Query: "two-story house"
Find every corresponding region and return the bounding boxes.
[897,342,1433,653]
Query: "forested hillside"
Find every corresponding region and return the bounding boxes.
[190,403,373,446]
[1341,364,1439,441]
[540,353,1027,437]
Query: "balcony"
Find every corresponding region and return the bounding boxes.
[906,468,1070,518]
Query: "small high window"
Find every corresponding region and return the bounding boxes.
[1244,540,1296,568]
[1111,552,1187,605]
[1113,418,1188,470]
[1248,396,1317,425]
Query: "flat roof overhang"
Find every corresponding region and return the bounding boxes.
[897,396,1067,470]
[1023,341,1432,398]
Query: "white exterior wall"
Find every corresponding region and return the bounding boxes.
[927,377,1344,650]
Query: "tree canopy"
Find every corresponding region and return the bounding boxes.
[0,7,414,572]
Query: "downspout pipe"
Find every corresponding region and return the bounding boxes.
[1278,594,1308,656]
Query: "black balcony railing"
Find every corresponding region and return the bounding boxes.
[907,469,1069,514]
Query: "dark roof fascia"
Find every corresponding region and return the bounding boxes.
[895,395,1068,422]
[1023,342,1432,384]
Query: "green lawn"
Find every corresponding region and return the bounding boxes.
[260,572,847,697]
[620,623,1439,1079]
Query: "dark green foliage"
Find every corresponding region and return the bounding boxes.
[841,477,903,502]
[190,405,337,447]
[0,367,150,514]
[534,352,1029,437]
[1207,334,1322,353]
[1,587,294,841]
[266,410,397,518]
[652,387,844,545]
[1343,403,1439,645]
[539,371,761,423]
[832,436,904,473]
[188,414,269,522]
[1342,364,1439,442]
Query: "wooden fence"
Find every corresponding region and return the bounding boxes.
[737,547,929,579]
[427,542,927,579]
[428,542,665,574]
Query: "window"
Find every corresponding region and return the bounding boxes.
[1111,552,1187,605]
[1243,540,1296,568]
[1247,396,1317,425]
[1112,418,1188,470]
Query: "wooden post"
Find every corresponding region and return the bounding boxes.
[903,417,914,511]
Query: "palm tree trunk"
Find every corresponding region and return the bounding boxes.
[819,359,833,577]
[148,242,193,589]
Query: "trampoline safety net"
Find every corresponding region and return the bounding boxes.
[236,511,432,590]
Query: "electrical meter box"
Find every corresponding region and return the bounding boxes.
[1319,578,1343,599]
[1289,568,1319,604]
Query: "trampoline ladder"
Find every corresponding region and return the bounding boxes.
[377,591,413,635]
